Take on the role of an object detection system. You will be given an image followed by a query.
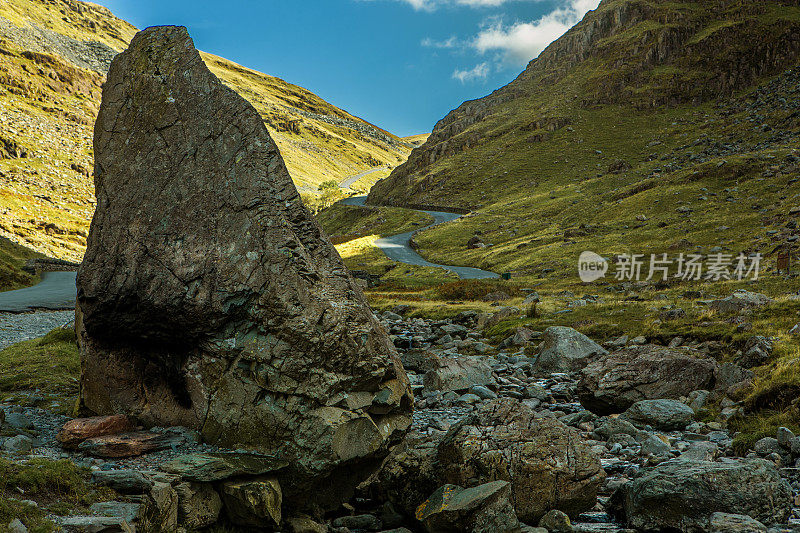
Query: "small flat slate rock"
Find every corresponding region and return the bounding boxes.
[161,451,289,482]
[57,415,134,449]
[58,516,133,533]
[78,431,183,458]
[91,470,154,494]
[89,502,140,523]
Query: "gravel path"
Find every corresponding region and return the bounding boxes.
[0,310,74,350]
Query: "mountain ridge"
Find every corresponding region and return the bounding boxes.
[368,0,800,209]
[0,0,412,261]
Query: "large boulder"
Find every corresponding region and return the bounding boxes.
[533,326,607,373]
[577,345,718,414]
[76,26,412,510]
[423,356,496,392]
[620,399,695,431]
[620,459,791,531]
[368,437,441,518]
[436,399,605,523]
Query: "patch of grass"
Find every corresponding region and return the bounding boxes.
[434,279,526,301]
[318,204,434,241]
[0,327,79,412]
[730,409,800,456]
[0,457,117,532]
[0,236,41,291]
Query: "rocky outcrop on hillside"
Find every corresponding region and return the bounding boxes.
[76,26,412,512]
[0,15,117,73]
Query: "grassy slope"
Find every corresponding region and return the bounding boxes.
[0,327,80,411]
[0,235,41,291]
[358,0,800,449]
[0,0,412,262]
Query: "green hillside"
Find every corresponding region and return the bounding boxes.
[366,0,800,281]
[0,0,412,261]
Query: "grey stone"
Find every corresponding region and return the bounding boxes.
[708,512,766,532]
[4,412,33,429]
[753,437,782,456]
[640,435,671,456]
[161,451,287,482]
[578,345,718,414]
[680,441,718,461]
[91,470,154,494]
[469,385,497,400]
[777,427,795,449]
[416,482,519,533]
[221,478,282,528]
[424,356,497,392]
[687,390,711,412]
[533,326,607,373]
[457,393,482,405]
[437,399,605,523]
[58,516,133,533]
[622,459,791,531]
[175,481,222,529]
[89,502,140,523]
[137,482,178,532]
[621,399,694,430]
[594,418,638,440]
[538,509,573,532]
[2,434,33,454]
[75,26,411,511]
[7,519,27,533]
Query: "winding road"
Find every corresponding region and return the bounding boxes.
[340,196,498,280]
[338,167,386,190]
[0,271,77,312]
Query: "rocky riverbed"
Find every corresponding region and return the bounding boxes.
[2,300,799,532]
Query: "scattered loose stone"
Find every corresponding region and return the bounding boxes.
[221,477,282,528]
[416,482,519,533]
[57,415,135,449]
[78,431,184,458]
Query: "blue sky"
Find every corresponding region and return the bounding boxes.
[95,0,599,137]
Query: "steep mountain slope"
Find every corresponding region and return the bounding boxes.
[370,0,800,209]
[0,0,411,261]
[366,0,800,278]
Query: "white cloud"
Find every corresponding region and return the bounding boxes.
[421,36,461,49]
[453,62,491,83]
[398,0,527,11]
[472,0,600,65]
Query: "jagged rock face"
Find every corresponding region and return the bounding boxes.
[76,26,412,510]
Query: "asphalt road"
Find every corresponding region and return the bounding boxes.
[339,167,386,190]
[0,271,77,312]
[340,196,498,280]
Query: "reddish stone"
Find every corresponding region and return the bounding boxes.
[78,431,183,458]
[57,414,135,449]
